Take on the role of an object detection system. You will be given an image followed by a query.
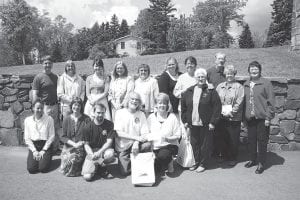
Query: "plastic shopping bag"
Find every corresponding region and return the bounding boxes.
[131,152,155,186]
[176,138,195,168]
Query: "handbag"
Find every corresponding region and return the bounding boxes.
[176,138,195,168]
[131,152,155,186]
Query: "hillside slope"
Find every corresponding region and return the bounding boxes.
[1,46,300,78]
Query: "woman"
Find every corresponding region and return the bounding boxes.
[157,57,182,114]
[60,98,91,177]
[84,55,111,120]
[24,100,55,174]
[108,61,134,121]
[216,65,244,166]
[181,68,221,173]
[173,56,198,105]
[147,93,181,175]
[243,61,275,174]
[57,60,85,119]
[134,64,159,117]
[114,92,152,176]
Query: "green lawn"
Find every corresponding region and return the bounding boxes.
[1,46,300,78]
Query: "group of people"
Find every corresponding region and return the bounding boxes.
[24,52,275,182]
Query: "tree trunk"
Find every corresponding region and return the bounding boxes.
[22,53,26,65]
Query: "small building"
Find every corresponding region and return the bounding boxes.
[114,35,144,57]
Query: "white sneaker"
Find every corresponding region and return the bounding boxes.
[196,165,205,173]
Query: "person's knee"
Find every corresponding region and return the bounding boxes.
[27,167,38,174]
[103,149,115,163]
[83,173,94,181]
[39,165,50,173]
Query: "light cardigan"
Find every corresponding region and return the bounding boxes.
[147,112,181,149]
[57,73,85,106]
[173,72,197,99]
[108,76,134,107]
[134,76,159,113]
[24,115,55,152]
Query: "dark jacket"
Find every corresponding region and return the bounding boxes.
[157,71,182,113]
[61,114,91,144]
[244,77,275,121]
[181,84,222,127]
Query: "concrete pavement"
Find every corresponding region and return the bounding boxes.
[0,146,299,200]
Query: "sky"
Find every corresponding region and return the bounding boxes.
[23,0,273,36]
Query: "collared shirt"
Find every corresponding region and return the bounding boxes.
[114,108,149,151]
[147,112,181,149]
[24,115,55,152]
[192,86,203,126]
[207,66,226,88]
[216,81,244,121]
[57,73,85,106]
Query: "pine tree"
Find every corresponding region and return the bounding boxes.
[238,23,255,48]
[148,0,177,50]
[264,0,293,46]
[119,19,130,37]
[110,14,120,40]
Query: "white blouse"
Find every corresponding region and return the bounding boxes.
[24,115,55,152]
[134,76,159,113]
[147,112,181,149]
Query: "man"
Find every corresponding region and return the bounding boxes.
[81,103,116,181]
[114,92,152,176]
[32,55,60,153]
[207,52,227,88]
[207,53,227,160]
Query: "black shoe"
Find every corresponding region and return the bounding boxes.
[255,166,264,174]
[99,167,109,178]
[244,161,256,168]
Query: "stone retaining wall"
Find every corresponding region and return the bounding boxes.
[0,74,300,150]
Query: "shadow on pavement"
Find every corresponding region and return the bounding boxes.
[49,158,61,172]
[264,152,285,170]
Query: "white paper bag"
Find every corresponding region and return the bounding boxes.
[131,152,155,186]
[176,139,195,168]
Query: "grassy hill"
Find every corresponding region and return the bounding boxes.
[1,46,300,78]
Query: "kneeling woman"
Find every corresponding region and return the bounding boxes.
[60,98,91,176]
[24,100,55,173]
[147,93,181,175]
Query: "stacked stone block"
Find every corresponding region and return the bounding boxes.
[0,74,300,151]
[0,74,34,146]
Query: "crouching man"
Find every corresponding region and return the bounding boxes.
[81,103,116,181]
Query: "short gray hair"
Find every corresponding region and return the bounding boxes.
[224,65,237,75]
[194,68,207,77]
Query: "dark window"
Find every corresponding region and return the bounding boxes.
[137,42,141,50]
[121,42,125,49]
